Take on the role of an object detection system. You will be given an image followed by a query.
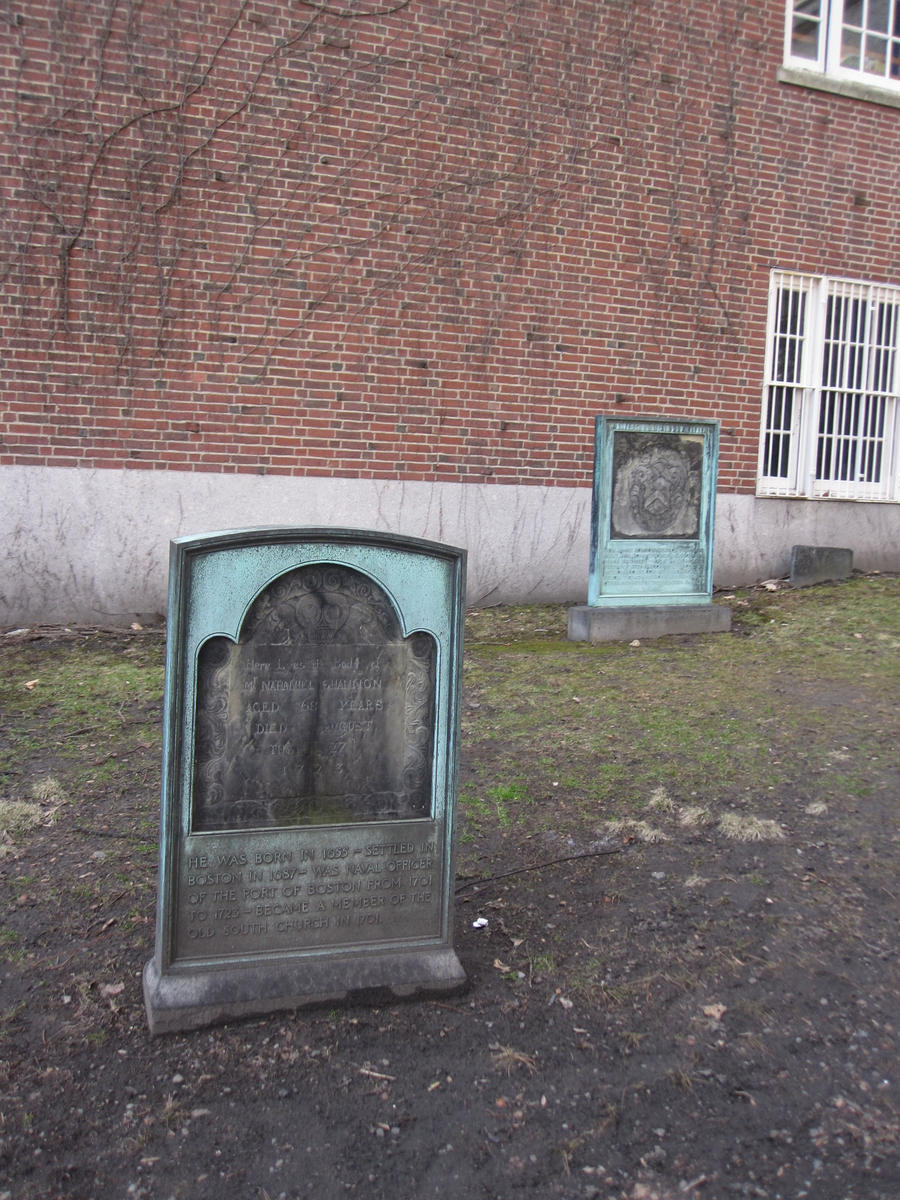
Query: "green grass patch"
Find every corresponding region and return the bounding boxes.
[0,578,896,873]
[0,632,164,796]
[462,576,900,836]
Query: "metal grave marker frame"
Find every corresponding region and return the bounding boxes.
[144,528,467,1034]
[588,416,720,606]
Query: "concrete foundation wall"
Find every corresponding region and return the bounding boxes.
[712,494,900,585]
[2,467,897,626]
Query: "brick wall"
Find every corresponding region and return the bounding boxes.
[2,0,899,495]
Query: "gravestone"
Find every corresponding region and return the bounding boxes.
[569,416,730,641]
[790,544,853,588]
[144,529,467,1034]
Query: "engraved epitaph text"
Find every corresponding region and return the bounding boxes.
[192,565,436,830]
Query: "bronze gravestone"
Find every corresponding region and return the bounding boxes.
[569,416,730,642]
[144,529,467,1034]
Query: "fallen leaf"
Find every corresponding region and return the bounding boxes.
[24,679,39,690]
[702,1003,726,1022]
[493,958,511,972]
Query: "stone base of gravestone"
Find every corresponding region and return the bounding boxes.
[144,946,466,1035]
[568,603,731,643]
[790,545,853,588]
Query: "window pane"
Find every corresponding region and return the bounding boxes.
[773,287,806,382]
[793,16,822,59]
[842,0,865,31]
[764,387,795,477]
[870,301,898,391]
[817,390,861,482]
[791,0,822,60]
[859,396,886,481]
[761,281,808,486]
[865,33,889,73]
[816,393,836,479]
[868,0,892,34]
[841,28,863,68]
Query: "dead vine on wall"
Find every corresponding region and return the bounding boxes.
[1,0,756,392]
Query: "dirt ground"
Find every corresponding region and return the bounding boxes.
[1,580,898,1200]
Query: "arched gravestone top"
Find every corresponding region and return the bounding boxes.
[192,563,436,831]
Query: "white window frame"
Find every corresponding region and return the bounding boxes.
[784,1,900,95]
[758,271,900,502]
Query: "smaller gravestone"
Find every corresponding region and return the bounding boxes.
[569,415,730,642]
[144,529,467,1034]
[790,545,853,588]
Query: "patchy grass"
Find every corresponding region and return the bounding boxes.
[0,629,164,794]
[717,812,786,842]
[0,800,46,841]
[0,775,69,854]
[460,574,900,877]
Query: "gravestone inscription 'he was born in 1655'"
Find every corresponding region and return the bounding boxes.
[143,529,467,1034]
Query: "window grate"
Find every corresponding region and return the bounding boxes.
[759,272,900,502]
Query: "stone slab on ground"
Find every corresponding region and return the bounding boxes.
[568,602,731,643]
[790,544,853,587]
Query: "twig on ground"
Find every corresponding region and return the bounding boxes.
[455,846,623,895]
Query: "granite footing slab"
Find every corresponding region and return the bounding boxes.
[568,603,731,643]
[144,947,467,1035]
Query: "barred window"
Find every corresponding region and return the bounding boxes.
[759,272,900,501]
[786,1,900,91]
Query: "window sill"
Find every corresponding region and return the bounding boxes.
[756,488,898,504]
[778,65,900,110]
